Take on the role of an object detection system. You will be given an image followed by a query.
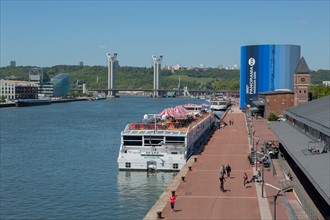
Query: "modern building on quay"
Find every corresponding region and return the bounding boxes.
[240,44,301,109]
[51,73,70,97]
[269,95,330,220]
[28,68,71,98]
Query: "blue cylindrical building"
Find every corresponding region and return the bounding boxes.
[240,44,301,109]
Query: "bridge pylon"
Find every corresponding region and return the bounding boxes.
[152,55,163,97]
[106,52,118,98]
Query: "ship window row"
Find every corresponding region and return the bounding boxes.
[123,136,185,146]
[124,162,178,169]
[144,140,163,145]
[123,136,142,140]
[123,140,142,146]
[166,136,185,143]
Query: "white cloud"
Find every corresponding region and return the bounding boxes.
[98,45,108,49]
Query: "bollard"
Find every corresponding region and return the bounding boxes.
[181,176,185,181]
[194,157,197,162]
[157,211,162,219]
[188,166,192,171]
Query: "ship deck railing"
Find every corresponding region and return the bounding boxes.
[122,128,188,136]
[125,111,212,134]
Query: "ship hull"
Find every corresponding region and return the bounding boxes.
[15,99,51,107]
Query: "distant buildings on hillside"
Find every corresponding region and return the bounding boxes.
[162,63,240,71]
[8,61,16,67]
[0,67,70,100]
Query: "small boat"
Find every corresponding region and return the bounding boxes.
[15,99,51,107]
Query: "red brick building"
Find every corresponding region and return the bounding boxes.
[259,90,294,118]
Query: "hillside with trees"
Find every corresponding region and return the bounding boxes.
[1,66,329,93]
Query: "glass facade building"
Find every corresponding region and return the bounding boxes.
[51,73,70,97]
[240,44,301,109]
[29,67,50,83]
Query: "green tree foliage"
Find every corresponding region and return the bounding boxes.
[213,80,239,90]
[268,112,278,121]
[310,84,330,99]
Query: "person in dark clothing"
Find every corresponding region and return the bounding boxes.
[225,164,232,178]
[220,165,226,177]
[219,175,225,192]
[249,171,261,182]
[243,172,249,187]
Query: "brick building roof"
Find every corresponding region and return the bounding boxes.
[295,56,311,74]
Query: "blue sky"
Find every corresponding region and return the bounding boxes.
[1,0,329,70]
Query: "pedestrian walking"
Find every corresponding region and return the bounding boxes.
[226,164,231,178]
[243,172,249,187]
[220,165,226,177]
[219,175,225,192]
[170,191,176,212]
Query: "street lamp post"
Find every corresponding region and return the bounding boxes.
[252,130,256,149]
[265,183,292,220]
[255,150,266,197]
[261,159,264,197]
[255,140,259,171]
[273,192,282,220]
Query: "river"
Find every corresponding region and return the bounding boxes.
[0,96,210,220]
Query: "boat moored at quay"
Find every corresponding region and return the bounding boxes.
[15,98,52,107]
[117,104,216,171]
[210,96,230,111]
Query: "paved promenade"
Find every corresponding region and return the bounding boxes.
[145,106,308,220]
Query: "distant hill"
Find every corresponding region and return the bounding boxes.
[310,69,330,84]
[0,65,329,91]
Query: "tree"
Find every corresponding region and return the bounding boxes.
[310,84,330,99]
[268,112,278,121]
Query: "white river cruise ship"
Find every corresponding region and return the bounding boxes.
[117,104,216,171]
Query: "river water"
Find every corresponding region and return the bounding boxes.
[0,96,209,220]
